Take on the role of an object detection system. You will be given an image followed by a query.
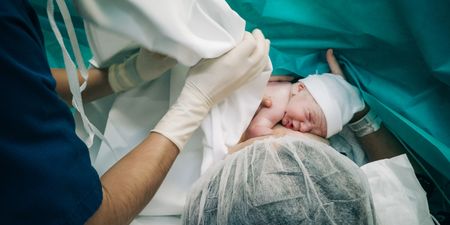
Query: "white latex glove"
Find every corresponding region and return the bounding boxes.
[153,29,270,150]
[108,48,177,92]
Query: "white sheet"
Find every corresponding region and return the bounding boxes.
[329,126,368,166]
[361,154,434,225]
[77,0,245,67]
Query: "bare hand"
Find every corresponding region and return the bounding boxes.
[326,49,345,79]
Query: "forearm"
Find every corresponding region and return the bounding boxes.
[52,68,113,104]
[85,132,179,225]
[351,106,406,162]
[356,125,406,162]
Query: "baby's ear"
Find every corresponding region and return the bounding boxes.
[326,49,346,79]
[298,82,306,90]
[291,82,306,96]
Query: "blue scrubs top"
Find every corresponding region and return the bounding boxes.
[0,1,102,224]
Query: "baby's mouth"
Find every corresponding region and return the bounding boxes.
[291,120,300,131]
[282,118,300,131]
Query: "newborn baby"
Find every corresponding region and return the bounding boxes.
[246,80,327,138]
[245,49,364,139]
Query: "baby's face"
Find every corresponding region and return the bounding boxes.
[281,82,327,137]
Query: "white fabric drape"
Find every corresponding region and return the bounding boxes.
[75,0,245,67]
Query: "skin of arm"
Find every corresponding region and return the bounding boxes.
[349,107,407,162]
[51,67,113,104]
[85,132,179,225]
[326,49,409,163]
[355,118,423,173]
[53,68,180,224]
[245,81,292,139]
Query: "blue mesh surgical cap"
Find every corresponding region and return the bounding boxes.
[182,135,377,225]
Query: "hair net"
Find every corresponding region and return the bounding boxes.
[182,135,376,225]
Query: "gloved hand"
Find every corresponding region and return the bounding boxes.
[108,48,177,92]
[153,29,270,150]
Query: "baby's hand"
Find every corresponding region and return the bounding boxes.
[244,82,292,140]
[257,96,272,113]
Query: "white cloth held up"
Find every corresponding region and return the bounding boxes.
[75,0,245,67]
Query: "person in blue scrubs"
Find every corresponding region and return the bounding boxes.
[0,1,101,224]
[0,1,270,224]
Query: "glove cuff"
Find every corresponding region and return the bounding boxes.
[152,88,210,151]
[108,53,142,92]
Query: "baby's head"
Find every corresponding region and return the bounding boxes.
[282,73,364,138]
[282,82,327,137]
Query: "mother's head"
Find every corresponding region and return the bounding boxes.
[183,135,376,225]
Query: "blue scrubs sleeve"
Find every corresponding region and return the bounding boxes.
[0,1,102,224]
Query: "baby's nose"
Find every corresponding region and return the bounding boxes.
[281,113,289,126]
[300,121,312,132]
[282,118,294,129]
[283,120,293,129]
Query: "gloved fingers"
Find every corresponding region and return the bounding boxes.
[245,36,270,78]
[154,55,177,71]
[248,29,268,63]
[108,53,140,92]
[248,40,270,78]
[262,39,270,62]
[140,48,177,64]
[326,49,345,78]
[263,39,271,64]
[256,39,270,71]
[136,48,177,81]
[138,48,177,65]
[140,48,163,58]
[265,39,271,54]
[226,32,257,60]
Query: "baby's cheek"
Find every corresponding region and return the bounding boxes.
[315,110,328,137]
